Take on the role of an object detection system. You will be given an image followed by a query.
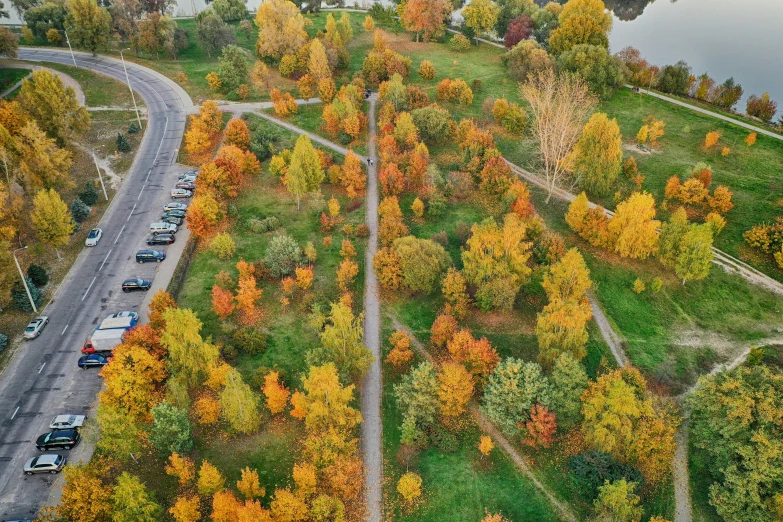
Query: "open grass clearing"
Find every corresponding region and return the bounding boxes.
[0,66,30,91]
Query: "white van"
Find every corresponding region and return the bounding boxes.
[150,222,178,235]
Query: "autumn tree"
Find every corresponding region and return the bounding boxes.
[224,118,250,150]
[336,259,359,292]
[503,39,554,83]
[165,453,196,486]
[385,330,414,367]
[392,236,451,294]
[504,14,534,49]
[568,112,622,196]
[462,214,532,311]
[100,343,166,420]
[254,0,307,60]
[13,121,73,190]
[148,289,177,330]
[522,69,596,202]
[593,480,643,522]
[746,92,778,122]
[219,367,261,434]
[235,262,263,325]
[308,38,331,81]
[548,353,588,429]
[211,284,235,319]
[400,0,452,42]
[462,0,500,37]
[378,196,409,245]
[437,362,474,417]
[197,461,226,496]
[286,133,324,209]
[187,192,224,238]
[111,472,162,522]
[59,464,112,522]
[581,367,678,484]
[307,302,372,384]
[608,192,660,259]
[373,247,403,290]
[291,362,362,433]
[237,467,265,499]
[65,0,111,54]
[262,370,290,414]
[479,435,494,457]
[482,358,550,435]
[745,132,757,146]
[161,307,220,386]
[31,188,75,254]
[675,223,713,284]
[364,15,374,32]
[430,313,458,348]
[418,59,436,80]
[19,69,89,145]
[339,151,366,197]
[169,496,201,522]
[548,0,612,55]
[441,268,471,319]
[397,472,422,503]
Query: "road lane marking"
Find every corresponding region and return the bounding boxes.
[145,168,152,182]
[10,407,19,419]
[61,325,68,335]
[38,362,46,374]
[99,249,112,271]
[114,224,126,244]
[126,203,137,221]
[137,188,144,200]
[81,276,97,301]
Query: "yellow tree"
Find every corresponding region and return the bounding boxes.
[286,133,324,210]
[290,363,362,434]
[111,472,162,522]
[437,362,474,417]
[14,120,73,190]
[237,467,265,499]
[161,307,220,386]
[364,15,374,32]
[31,188,75,255]
[541,248,591,302]
[339,151,366,198]
[308,38,331,81]
[250,61,272,93]
[568,112,623,196]
[397,472,422,503]
[18,69,89,144]
[64,0,111,55]
[262,370,290,414]
[197,461,226,496]
[254,0,307,60]
[199,100,223,133]
[211,490,240,522]
[219,368,261,434]
[462,0,501,37]
[535,298,592,368]
[386,330,414,367]
[59,464,113,522]
[441,268,471,319]
[478,435,494,457]
[148,289,177,330]
[607,191,660,259]
[548,0,612,55]
[169,496,201,522]
[224,119,250,150]
[165,453,196,486]
[99,343,166,421]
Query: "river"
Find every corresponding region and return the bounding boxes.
[607,0,783,117]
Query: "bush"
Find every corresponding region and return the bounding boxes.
[430,231,449,247]
[233,326,269,355]
[431,427,458,452]
[0,333,7,352]
[264,233,303,278]
[116,133,131,153]
[11,277,42,312]
[220,343,238,361]
[455,221,472,244]
[27,265,49,287]
[356,224,370,237]
[209,232,236,259]
[472,79,482,92]
[568,451,644,501]
[247,216,280,233]
[78,182,99,206]
[449,34,471,52]
[128,122,140,134]
[70,198,91,223]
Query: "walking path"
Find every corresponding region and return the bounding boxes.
[360,96,383,522]
[253,110,352,156]
[389,316,578,522]
[630,86,783,142]
[0,63,86,105]
[185,98,322,116]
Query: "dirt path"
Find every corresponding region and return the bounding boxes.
[360,96,383,522]
[589,296,629,368]
[389,316,578,522]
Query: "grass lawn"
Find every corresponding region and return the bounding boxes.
[38,61,141,108]
[0,66,30,91]
[528,182,783,392]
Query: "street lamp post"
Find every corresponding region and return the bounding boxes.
[63,30,77,67]
[119,48,143,131]
[13,246,37,314]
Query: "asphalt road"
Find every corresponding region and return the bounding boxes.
[0,49,191,520]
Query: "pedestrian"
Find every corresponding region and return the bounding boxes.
[367,157,371,166]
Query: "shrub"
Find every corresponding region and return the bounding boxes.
[70,198,91,223]
[128,122,140,134]
[448,34,471,52]
[11,277,42,311]
[650,277,662,293]
[632,278,646,294]
[264,233,303,278]
[27,265,49,287]
[0,333,7,352]
[247,216,280,233]
[430,231,448,247]
[418,60,436,80]
[568,451,644,501]
[209,232,236,259]
[356,224,370,237]
[233,327,269,355]
[116,133,131,153]
[78,182,99,206]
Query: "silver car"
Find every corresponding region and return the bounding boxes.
[23,454,66,475]
[24,316,49,340]
[49,414,86,430]
[170,188,192,199]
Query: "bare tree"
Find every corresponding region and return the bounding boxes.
[521,70,597,203]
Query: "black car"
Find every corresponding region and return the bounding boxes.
[160,215,183,226]
[78,353,109,369]
[36,429,80,451]
[147,234,175,246]
[162,209,186,219]
[121,278,152,292]
[136,249,166,263]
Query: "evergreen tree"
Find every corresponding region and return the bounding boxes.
[116,132,131,153]
[11,276,42,311]
[70,198,91,223]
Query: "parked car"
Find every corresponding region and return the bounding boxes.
[147,234,175,246]
[105,311,139,322]
[24,316,49,340]
[163,202,188,212]
[35,429,80,451]
[175,181,195,190]
[85,228,102,247]
[162,209,186,219]
[160,215,183,226]
[178,170,198,180]
[49,415,86,430]
[121,278,152,292]
[136,249,165,263]
[77,353,109,369]
[23,454,66,475]
[170,188,192,199]
[150,222,178,235]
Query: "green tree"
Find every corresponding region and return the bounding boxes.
[0,26,18,58]
[211,0,247,21]
[481,358,550,435]
[149,402,193,456]
[568,112,623,196]
[558,44,625,100]
[111,472,162,522]
[18,69,89,145]
[411,105,452,144]
[657,208,689,269]
[195,10,235,58]
[95,404,143,461]
[691,365,783,522]
[675,224,713,284]
[307,301,373,385]
[217,44,249,92]
[593,479,643,522]
[381,73,407,110]
[31,188,75,255]
[392,236,451,294]
[394,361,438,444]
[14,120,73,190]
[548,353,588,429]
[23,2,67,40]
[70,198,90,223]
[462,0,501,37]
[160,307,220,386]
[219,368,262,434]
[11,276,42,311]
[264,233,303,278]
[64,0,111,54]
[286,133,324,209]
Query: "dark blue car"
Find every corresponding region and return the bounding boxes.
[78,353,109,369]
